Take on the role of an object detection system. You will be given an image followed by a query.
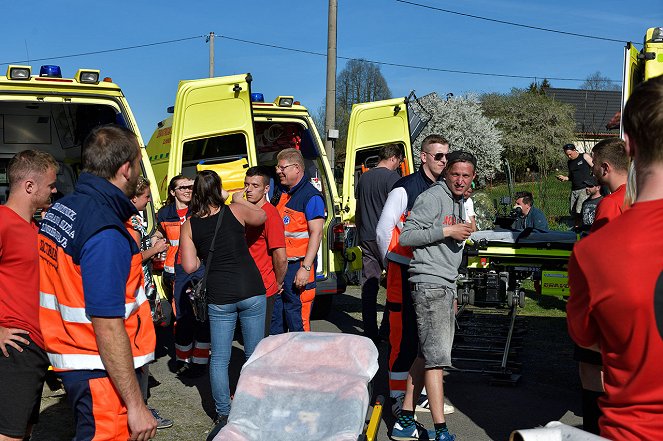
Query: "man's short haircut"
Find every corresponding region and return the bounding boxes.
[622,75,663,165]
[276,148,304,168]
[514,191,534,206]
[378,144,403,161]
[8,149,59,190]
[421,134,449,153]
[591,137,629,172]
[563,143,577,151]
[445,150,477,172]
[82,124,140,180]
[245,166,271,186]
[135,176,151,196]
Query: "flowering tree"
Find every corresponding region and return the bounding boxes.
[413,92,503,180]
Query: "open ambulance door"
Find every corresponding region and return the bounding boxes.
[621,43,643,137]
[169,73,256,192]
[341,97,413,223]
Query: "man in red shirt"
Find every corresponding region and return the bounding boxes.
[243,167,287,336]
[567,75,663,440]
[590,137,629,232]
[0,150,58,440]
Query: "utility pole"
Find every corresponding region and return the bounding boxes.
[208,32,215,78]
[325,0,338,167]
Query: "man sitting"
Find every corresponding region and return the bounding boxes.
[510,191,549,231]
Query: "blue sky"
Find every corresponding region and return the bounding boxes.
[2,0,662,141]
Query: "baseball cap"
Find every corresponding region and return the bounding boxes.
[582,176,598,187]
[445,150,477,170]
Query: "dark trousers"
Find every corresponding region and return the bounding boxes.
[360,240,387,340]
[270,262,305,334]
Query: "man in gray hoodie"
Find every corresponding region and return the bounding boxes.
[394,151,476,441]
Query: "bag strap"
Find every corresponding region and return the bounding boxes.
[200,205,225,286]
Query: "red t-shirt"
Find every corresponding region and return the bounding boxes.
[0,206,43,349]
[177,207,188,224]
[246,202,286,296]
[567,199,663,440]
[591,184,626,232]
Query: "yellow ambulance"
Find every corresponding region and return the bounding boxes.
[146,73,420,314]
[0,64,160,224]
[622,27,663,114]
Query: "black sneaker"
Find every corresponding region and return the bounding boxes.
[149,407,173,429]
[207,414,228,441]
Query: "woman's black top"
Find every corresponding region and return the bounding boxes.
[190,207,265,305]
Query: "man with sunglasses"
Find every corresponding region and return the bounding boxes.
[272,148,325,333]
[376,134,452,420]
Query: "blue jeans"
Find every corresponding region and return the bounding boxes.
[208,295,266,416]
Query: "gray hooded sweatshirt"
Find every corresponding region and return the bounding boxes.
[399,180,465,288]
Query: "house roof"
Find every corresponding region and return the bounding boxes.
[544,88,621,136]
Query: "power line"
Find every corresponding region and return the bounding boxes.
[217,34,618,83]
[0,32,620,84]
[0,35,205,66]
[395,0,630,44]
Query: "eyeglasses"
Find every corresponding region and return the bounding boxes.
[424,151,447,162]
[175,185,193,192]
[276,163,298,172]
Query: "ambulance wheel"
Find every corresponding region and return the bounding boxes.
[312,295,333,319]
[518,290,525,308]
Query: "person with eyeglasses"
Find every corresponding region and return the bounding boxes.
[157,175,210,377]
[396,150,477,441]
[355,144,403,344]
[271,148,326,333]
[375,134,454,421]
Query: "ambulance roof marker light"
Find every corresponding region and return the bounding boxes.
[40,65,62,78]
[251,93,264,103]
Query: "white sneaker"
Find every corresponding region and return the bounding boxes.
[415,395,455,415]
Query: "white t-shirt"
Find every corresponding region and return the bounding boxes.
[464,197,475,223]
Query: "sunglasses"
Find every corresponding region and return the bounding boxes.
[424,151,447,162]
[175,185,193,191]
[276,163,298,172]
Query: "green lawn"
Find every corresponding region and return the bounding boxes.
[475,174,573,231]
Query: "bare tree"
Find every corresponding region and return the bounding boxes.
[581,71,620,91]
[334,59,391,161]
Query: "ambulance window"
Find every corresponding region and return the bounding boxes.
[354,143,406,185]
[182,133,247,163]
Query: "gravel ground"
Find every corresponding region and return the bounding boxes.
[34,285,582,441]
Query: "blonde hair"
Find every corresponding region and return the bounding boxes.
[8,150,59,190]
[135,176,151,196]
[276,148,304,168]
[624,160,637,207]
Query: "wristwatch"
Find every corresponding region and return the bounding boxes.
[302,264,311,271]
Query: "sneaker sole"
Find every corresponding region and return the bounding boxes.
[415,401,455,415]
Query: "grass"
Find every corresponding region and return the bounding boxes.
[475,174,574,231]
[520,280,568,318]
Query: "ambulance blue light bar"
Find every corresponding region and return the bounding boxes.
[250,93,264,103]
[40,65,62,78]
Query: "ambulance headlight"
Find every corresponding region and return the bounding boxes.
[652,27,663,42]
[7,65,31,80]
[76,69,100,84]
[278,97,294,107]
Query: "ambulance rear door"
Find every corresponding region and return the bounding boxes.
[169,73,256,189]
[341,97,413,223]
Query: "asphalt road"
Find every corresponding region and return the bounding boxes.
[35,286,582,440]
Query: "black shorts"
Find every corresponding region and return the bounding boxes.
[0,334,49,438]
[573,344,603,366]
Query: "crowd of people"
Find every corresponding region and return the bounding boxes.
[0,126,325,440]
[1,75,662,441]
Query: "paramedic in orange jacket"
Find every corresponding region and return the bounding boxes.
[272,148,325,333]
[38,125,157,441]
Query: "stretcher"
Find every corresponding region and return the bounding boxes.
[452,228,576,385]
[213,332,383,441]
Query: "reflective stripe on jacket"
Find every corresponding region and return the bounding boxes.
[38,173,155,371]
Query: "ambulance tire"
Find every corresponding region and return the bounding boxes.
[311,295,333,319]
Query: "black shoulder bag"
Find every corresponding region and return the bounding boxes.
[189,206,225,322]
